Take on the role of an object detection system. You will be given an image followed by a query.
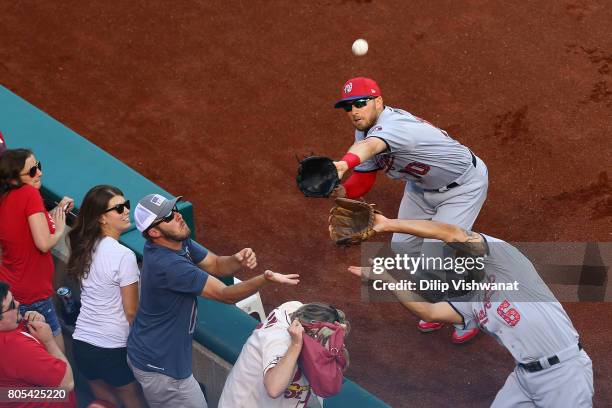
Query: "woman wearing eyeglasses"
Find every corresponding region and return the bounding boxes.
[67,185,147,408]
[0,148,73,353]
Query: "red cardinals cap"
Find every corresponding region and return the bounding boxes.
[334,77,382,108]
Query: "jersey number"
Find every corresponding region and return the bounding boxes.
[399,161,431,177]
[497,300,521,327]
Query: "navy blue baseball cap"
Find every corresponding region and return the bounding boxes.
[334,77,382,108]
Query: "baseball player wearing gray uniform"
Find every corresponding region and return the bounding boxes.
[348,215,594,408]
[333,77,488,343]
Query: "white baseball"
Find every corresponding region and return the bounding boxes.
[352,39,368,56]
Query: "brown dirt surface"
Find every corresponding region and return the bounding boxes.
[1,1,610,407]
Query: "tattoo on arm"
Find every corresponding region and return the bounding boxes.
[447,229,487,257]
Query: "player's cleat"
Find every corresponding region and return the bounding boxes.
[451,327,479,344]
[417,320,444,332]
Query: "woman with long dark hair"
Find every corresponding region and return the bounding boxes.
[67,185,146,408]
[0,148,73,352]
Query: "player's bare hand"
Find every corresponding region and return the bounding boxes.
[333,161,349,180]
[348,261,386,282]
[348,265,372,279]
[22,311,46,323]
[330,184,347,198]
[27,320,54,345]
[288,319,304,348]
[264,270,300,286]
[372,213,391,233]
[235,248,257,270]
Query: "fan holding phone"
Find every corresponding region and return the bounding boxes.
[0,148,74,353]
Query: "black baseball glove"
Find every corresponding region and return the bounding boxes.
[296,156,340,198]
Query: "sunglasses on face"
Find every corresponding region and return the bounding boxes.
[342,97,374,112]
[104,200,131,214]
[20,161,42,178]
[149,205,179,229]
[1,298,16,314]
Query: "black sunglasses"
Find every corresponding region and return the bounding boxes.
[20,161,42,178]
[104,200,131,214]
[342,97,374,112]
[1,298,16,314]
[149,205,179,229]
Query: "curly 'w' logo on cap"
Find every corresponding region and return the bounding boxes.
[343,82,353,95]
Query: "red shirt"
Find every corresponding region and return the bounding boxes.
[0,327,76,407]
[0,185,55,304]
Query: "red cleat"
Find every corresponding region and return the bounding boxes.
[452,327,479,344]
[417,320,444,332]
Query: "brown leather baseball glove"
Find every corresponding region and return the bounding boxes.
[328,198,380,246]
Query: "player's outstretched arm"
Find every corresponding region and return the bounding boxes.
[201,270,299,305]
[334,170,378,199]
[347,266,462,325]
[334,137,387,179]
[373,214,487,257]
[347,137,388,160]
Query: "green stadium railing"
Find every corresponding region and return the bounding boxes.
[0,85,390,408]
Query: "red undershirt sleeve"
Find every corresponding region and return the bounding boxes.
[342,171,377,199]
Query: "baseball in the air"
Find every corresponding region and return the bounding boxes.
[352,39,368,56]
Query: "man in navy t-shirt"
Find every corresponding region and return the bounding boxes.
[127,194,300,408]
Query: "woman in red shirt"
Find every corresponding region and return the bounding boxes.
[0,148,73,352]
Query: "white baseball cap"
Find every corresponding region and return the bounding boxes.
[134,193,182,232]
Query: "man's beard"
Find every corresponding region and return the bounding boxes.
[354,120,372,132]
[160,226,191,242]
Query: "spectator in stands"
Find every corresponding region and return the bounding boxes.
[0,130,7,154]
[127,193,300,408]
[0,132,3,265]
[219,301,350,408]
[0,281,77,407]
[67,185,147,408]
[0,148,73,352]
